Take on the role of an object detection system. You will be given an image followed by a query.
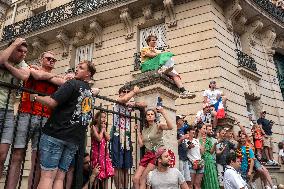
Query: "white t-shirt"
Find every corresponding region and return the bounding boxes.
[279,149,284,157]
[187,138,201,161]
[224,166,248,189]
[146,168,185,189]
[195,110,211,124]
[203,89,222,105]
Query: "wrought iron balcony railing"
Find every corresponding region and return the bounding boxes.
[2,0,128,41]
[235,49,258,72]
[253,0,284,23]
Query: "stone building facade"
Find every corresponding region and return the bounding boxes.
[0,0,284,187]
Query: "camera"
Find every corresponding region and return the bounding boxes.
[157,97,163,108]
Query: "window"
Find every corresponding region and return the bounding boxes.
[139,24,167,50]
[273,52,284,100]
[75,43,94,66]
[246,99,257,121]
[233,32,242,51]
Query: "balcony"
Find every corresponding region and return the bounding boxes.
[235,49,262,81]
[2,0,130,41]
[253,0,284,23]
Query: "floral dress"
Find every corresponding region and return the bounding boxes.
[200,137,219,189]
[91,127,114,180]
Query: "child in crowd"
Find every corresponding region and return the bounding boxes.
[90,111,114,189]
[251,124,265,160]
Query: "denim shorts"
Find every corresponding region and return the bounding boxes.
[0,109,15,144]
[179,160,191,181]
[14,113,47,150]
[254,159,262,170]
[39,134,78,172]
[189,161,204,174]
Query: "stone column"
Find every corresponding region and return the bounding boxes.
[127,71,180,158]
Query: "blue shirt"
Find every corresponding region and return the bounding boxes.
[177,128,188,161]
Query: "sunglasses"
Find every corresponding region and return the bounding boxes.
[44,57,57,62]
[122,90,130,93]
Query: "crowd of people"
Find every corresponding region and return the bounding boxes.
[0,35,283,189]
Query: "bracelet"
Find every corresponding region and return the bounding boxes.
[32,95,38,102]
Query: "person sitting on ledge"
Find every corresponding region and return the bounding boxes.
[140,34,196,99]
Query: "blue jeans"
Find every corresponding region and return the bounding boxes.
[39,134,78,172]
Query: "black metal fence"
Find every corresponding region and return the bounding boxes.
[0,80,145,189]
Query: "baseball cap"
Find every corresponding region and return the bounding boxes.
[261,110,267,114]
[155,146,167,159]
[176,115,186,121]
[210,80,216,84]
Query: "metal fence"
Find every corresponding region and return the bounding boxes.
[0,80,145,189]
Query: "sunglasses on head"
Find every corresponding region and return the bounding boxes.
[122,90,130,93]
[44,57,57,62]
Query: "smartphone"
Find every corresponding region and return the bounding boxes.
[157,97,163,108]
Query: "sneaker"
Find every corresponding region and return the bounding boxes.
[272,185,277,189]
[265,186,272,189]
[272,160,279,166]
[158,66,173,74]
[251,181,257,189]
[265,160,274,166]
[180,91,196,99]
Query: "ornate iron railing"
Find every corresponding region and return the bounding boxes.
[235,49,258,72]
[253,0,284,23]
[2,0,128,41]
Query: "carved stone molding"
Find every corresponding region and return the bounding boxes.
[238,67,262,81]
[242,77,261,100]
[224,0,243,32]
[30,37,46,59]
[163,0,177,28]
[56,29,70,57]
[26,0,48,10]
[273,37,284,50]
[0,2,8,19]
[119,7,134,39]
[142,5,153,20]
[240,18,263,55]
[73,26,86,47]
[89,18,103,48]
[261,26,277,61]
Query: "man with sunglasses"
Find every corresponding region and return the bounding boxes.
[0,38,30,180]
[30,60,96,189]
[6,51,65,189]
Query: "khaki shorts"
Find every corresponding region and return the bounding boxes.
[263,135,273,148]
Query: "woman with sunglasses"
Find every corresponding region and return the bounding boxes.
[133,107,173,189]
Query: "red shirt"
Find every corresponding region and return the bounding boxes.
[20,77,58,117]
